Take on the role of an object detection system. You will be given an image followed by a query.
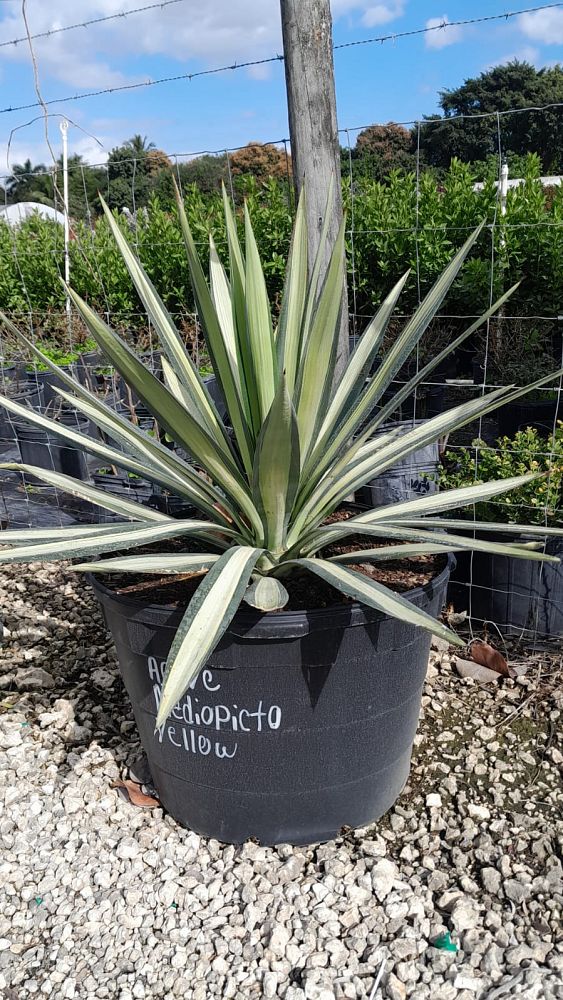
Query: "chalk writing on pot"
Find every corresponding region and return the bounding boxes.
[148,655,282,760]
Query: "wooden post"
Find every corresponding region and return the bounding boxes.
[280,0,349,375]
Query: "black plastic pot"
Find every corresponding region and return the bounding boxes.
[96,399,155,455]
[90,555,453,845]
[0,364,16,383]
[203,374,228,421]
[0,382,44,450]
[92,469,152,495]
[77,351,106,390]
[15,409,89,483]
[26,364,78,408]
[395,383,445,421]
[448,534,563,638]
[496,395,562,439]
[117,352,163,406]
[147,490,198,518]
[357,419,440,509]
[92,469,153,519]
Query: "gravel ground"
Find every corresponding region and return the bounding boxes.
[0,561,561,1000]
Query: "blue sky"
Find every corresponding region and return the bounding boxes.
[0,0,561,178]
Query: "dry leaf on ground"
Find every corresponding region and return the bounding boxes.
[468,639,510,677]
[111,779,160,808]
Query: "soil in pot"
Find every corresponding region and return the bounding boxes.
[88,530,452,845]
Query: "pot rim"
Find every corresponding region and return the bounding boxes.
[86,552,454,630]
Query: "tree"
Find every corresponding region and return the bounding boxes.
[145,149,172,177]
[419,62,563,172]
[124,134,156,156]
[342,122,418,181]
[106,135,174,210]
[229,142,292,183]
[5,159,54,205]
[106,137,152,211]
[178,154,228,194]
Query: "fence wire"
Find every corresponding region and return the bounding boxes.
[0,105,562,643]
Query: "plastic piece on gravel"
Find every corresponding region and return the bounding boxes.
[432,931,458,951]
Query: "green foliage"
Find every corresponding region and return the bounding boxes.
[420,62,563,172]
[0,158,561,355]
[1,193,562,724]
[342,123,419,182]
[440,425,563,526]
[26,339,96,371]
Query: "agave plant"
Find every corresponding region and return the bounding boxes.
[0,187,561,729]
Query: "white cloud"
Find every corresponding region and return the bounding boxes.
[361,2,405,28]
[493,46,540,69]
[424,14,463,50]
[0,1,284,90]
[0,0,409,169]
[0,1,411,89]
[518,9,563,45]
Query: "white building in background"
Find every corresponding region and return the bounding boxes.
[0,202,66,226]
[473,175,562,192]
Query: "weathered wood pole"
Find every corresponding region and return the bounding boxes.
[280,0,349,374]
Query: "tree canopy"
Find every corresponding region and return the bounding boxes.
[419,61,563,172]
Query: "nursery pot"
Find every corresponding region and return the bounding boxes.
[448,533,563,638]
[357,419,440,509]
[0,364,16,383]
[92,469,153,522]
[15,409,89,483]
[496,395,562,439]
[27,364,78,407]
[89,555,453,845]
[393,383,445,421]
[203,374,228,421]
[77,351,106,389]
[0,381,44,450]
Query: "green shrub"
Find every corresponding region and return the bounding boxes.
[1,158,561,348]
[440,424,563,526]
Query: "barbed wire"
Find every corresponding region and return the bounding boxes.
[0,3,562,116]
[0,0,187,49]
[1,103,563,179]
[334,2,563,51]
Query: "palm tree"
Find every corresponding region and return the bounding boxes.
[5,159,54,206]
[124,135,156,156]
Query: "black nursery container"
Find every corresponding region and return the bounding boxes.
[496,395,562,439]
[448,535,563,638]
[90,556,452,845]
[26,364,78,408]
[357,419,441,509]
[15,409,89,482]
[0,381,44,450]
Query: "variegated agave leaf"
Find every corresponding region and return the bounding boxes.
[1,188,561,726]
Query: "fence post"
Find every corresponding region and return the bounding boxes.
[280,0,349,377]
[59,119,71,338]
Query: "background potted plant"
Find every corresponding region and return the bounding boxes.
[0,188,561,845]
[441,424,563,636]
[478,320,562,437]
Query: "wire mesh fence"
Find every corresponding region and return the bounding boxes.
[0,103,562,643]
